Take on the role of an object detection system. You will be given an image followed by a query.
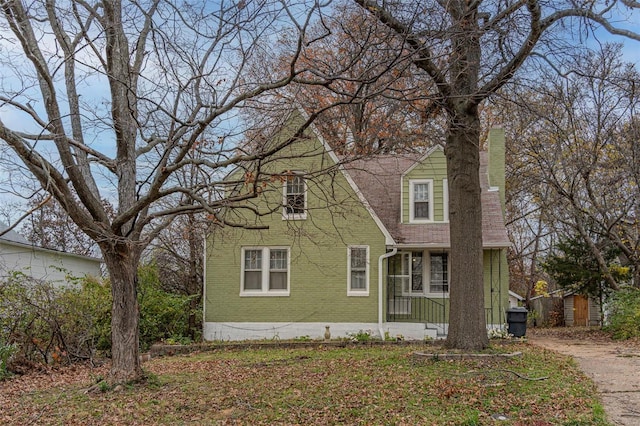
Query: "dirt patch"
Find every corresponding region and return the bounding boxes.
[528,327,640,425]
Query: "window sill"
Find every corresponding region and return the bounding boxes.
[408,219,434,224]
[282,215,307,221]
[347,291,369,297]
[240,291,290,297]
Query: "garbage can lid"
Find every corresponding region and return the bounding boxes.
[507,306,528,313]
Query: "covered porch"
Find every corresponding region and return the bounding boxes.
[384,248,508,337]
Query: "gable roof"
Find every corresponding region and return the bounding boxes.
[0,222,30,244]
[346,151,510,248]
[0,222,102,263]
[401,144,444,177]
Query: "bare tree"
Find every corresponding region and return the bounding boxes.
[262,2,446,154]
[0,0,333,384]
[20,193,114,257]
[148,161,207,339]
[352,0,640,349]
[502,45,640,291]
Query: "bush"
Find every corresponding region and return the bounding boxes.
[137,263,196,350]
[0,340,17,379]
[605,287,640,340]
[0,272,110,366]
[0,263,196,374]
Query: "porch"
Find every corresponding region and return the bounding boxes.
[385,295,504,338]
[385,248,508,338]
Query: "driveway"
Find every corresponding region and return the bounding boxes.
[528,328,640,426]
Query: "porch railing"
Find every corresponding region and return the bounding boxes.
[386,295,446,326]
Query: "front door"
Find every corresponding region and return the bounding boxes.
[573,295,588,326]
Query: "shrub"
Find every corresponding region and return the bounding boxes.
[348,329,375,342]
[0,340,17,380]
[605,287,640,340]
[137,263,195,350]
[0,272,110,366]
[0,263,196,373]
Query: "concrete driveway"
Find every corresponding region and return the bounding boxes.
[528,328,640,426]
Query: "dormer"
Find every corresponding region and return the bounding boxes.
[401,145,449,224]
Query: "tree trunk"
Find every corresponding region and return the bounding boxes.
[444,110,489,350]
[102,245,144,384]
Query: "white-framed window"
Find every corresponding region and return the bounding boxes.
[442,178,449,222]
[427,252,449,296]
[409,179,433,222]
[241,247,290,296]
[389,251,424,297]
[348,245,369,296]
[283,173,307,220]
[389,251,449,298]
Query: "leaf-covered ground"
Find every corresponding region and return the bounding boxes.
[0,342,608,425]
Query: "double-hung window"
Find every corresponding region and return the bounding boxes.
[409,179,433,222]
[283,173,306,219]
[348,246,369,296]
[241,247,290,296]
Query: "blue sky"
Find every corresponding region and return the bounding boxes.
[1,2,639,227]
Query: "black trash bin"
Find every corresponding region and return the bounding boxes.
[506,307,528,337]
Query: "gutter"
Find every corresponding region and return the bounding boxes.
[378,248,397,339]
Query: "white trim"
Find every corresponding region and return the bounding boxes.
[390,251,424,298]
[347,245,369,296]
[378,248,398,339]
[282,172,307,220]
[409,179,434,223]
[240,246,290,296]
[401,145,444,177]
[400,176,404,224]
[425,251,450,298]
[442,178,449,222]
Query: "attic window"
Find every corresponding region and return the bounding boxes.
[409,179,433,222]
[283,173,306,220]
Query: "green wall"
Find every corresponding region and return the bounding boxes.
[205,126,387,324]
[402,147,448,223]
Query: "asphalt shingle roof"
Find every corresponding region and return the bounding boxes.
[345,151,510,248]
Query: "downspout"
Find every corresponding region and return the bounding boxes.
[378,248,397,339]
[202,232,207,340]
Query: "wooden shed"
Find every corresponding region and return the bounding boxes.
[529,290,601,327]
[563,293,601,327]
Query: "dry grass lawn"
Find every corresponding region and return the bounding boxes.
[0,341,608,425]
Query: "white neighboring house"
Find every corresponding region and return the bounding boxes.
[0,223,102,285]
[508,290,525,308]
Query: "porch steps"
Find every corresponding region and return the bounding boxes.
[425,323,447,339]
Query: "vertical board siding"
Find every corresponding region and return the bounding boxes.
[564,296,575,326]
[482,248,510,324]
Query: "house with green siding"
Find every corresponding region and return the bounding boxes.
[203,117,510,341]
